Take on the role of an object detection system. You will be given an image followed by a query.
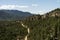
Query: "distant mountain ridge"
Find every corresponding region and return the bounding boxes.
[0,8,60,20]
[0,10,33,20]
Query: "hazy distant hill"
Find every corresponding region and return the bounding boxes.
[0,10,33,20]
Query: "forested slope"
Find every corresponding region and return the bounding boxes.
[22,8,60,40]
[0,21,27,40]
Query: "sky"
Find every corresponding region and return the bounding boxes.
[0,0,60,14]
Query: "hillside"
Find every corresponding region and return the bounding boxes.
[0,8,60,40]
[0,10,33,20]
[0,21,28,40]
[22,8,60,40]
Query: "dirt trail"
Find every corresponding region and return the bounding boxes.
[21,22,30,40]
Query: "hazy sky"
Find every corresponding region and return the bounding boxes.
[0,0,60,14]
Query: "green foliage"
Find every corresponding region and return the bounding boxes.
[0,21,27,40]
[23,17,60,40]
